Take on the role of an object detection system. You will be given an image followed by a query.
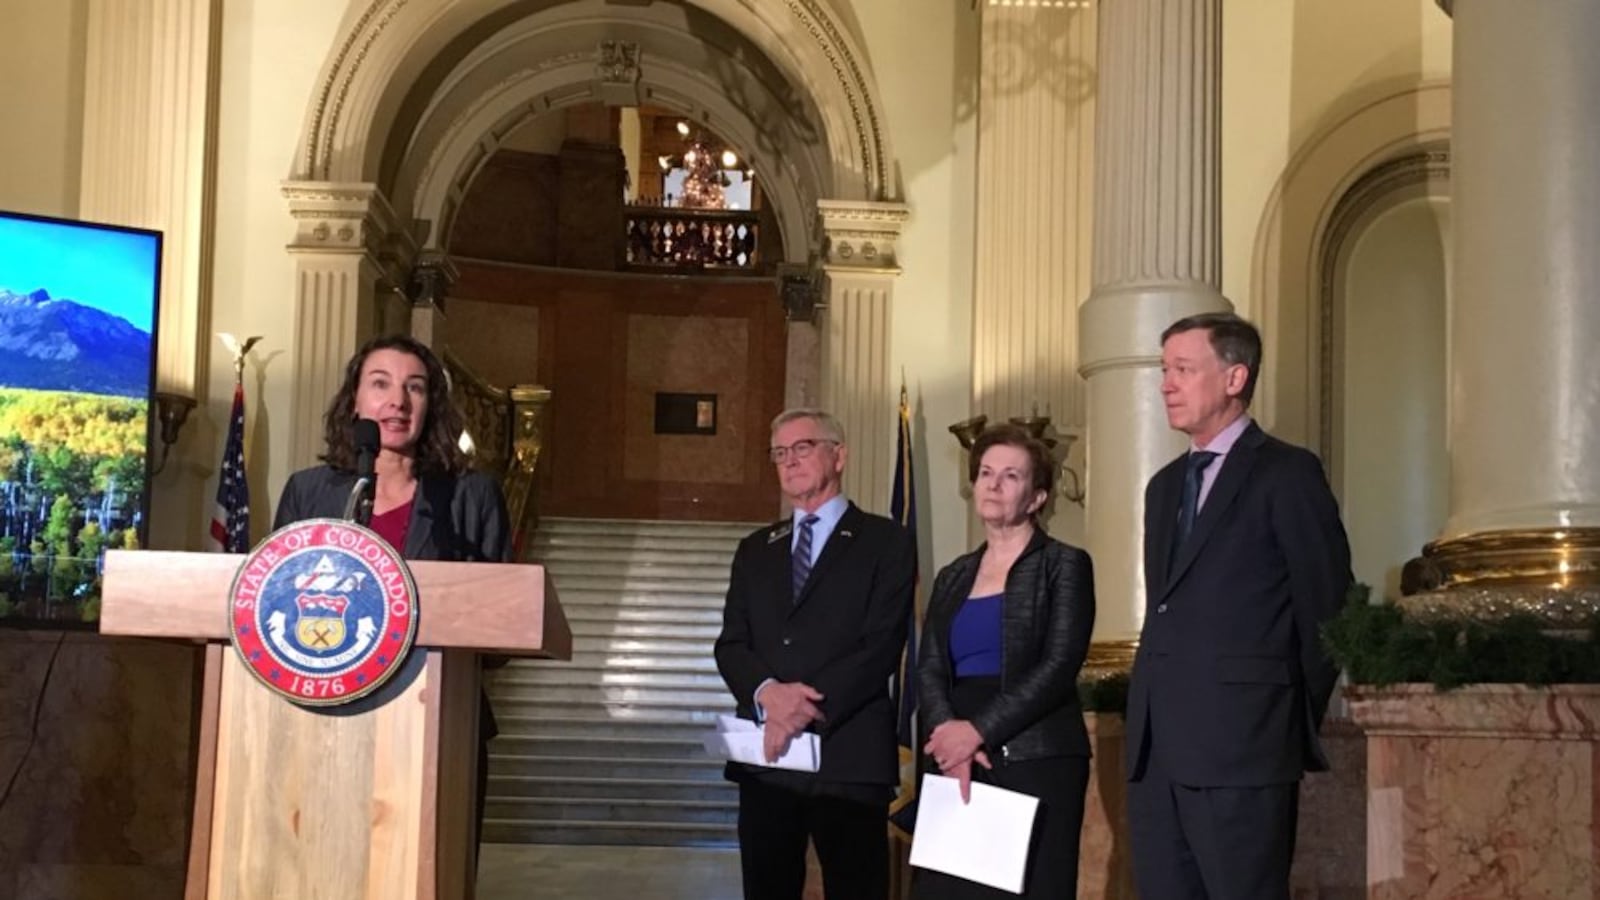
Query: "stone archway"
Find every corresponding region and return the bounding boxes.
[293,0,894,201]
[282,0,910,509]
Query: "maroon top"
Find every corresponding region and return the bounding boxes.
[370,500,413,554]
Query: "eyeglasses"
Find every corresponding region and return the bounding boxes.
[769,439,838,463]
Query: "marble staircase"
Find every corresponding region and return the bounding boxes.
[482,517,761,847]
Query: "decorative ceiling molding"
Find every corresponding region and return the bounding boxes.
[782,0,889,199]
[304,0,409,180]
[297,0,896,201]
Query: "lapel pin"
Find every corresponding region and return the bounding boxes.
[769,524,792,543]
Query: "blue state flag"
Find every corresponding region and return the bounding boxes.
[889,381,920,838]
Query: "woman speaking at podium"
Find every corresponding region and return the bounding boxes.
[272,333,511,857]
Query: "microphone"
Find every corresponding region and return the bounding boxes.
[343,418,380,525]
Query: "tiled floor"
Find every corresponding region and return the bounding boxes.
[478,844,743,899]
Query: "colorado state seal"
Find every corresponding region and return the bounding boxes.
[229,519,419,706]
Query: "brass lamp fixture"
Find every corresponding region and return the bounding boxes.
[948,412,1085,506]
[947,415,989,450]
[151,391,197,475]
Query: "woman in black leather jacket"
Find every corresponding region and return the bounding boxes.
[914,423,1096,899]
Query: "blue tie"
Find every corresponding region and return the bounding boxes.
[793,514,819,602]
[1174,451,1219,554]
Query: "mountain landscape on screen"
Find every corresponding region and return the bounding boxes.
[0,288,152,397]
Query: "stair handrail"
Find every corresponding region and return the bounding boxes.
[442,350,552,556]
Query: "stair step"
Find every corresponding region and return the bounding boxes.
[544,565,733,586]
[563,637,718,656]
[486,796,736,825]
[494,684,730,707]
[520,652,719,673]
[480,820,737,848]
[563,606,725,625]
[556,589,727,610]
[494,668,727,690]
[490,774,736,802]
[498,703,729,726]
[535,535,744,556]
[494,754,726,782]
[553,574,734,595]
[534,547,736,567]
[565,619,722,640]
[491,734,711,760]
[539,517,759,537]
[496,713,718,741]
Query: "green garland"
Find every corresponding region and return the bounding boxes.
[1077,671,1129,714]
[1323,586,1600,689]
[1072,584,1600,711]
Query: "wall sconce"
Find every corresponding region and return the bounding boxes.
[151,392,197,476]
[947,411,1085,506]
[948,415,989,450]
[776,264,825,323]
[1053,427,1086,506]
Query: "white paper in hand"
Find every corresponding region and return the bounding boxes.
[701,714,820,772]
[908,773,1040,894]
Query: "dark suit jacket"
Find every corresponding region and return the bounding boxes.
[714,502,915,800]
[1126,422,1352,787]
[273,464,510,565]
[918,529,1095,763]
[273,463,511,737]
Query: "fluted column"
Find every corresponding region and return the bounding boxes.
[1077,0,1229,665]
[1403,0,1600,617]
[78,0,221,549]
[79,0,220,397]
[817,200,909,515]
[970,2,1096,540]
[282,183,415,470]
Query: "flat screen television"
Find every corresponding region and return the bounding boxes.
[0,210,162,626]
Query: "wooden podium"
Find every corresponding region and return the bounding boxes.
[98,549,571,900]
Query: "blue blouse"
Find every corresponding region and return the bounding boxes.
[949,593,1004,678]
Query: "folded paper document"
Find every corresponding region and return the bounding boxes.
[909,773,1040,894]
[702,714,821,773]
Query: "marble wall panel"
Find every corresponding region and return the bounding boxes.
[446,298,541,388]
[623,314,751,486]
[1350,684,1600,899]
[0,632,197,900]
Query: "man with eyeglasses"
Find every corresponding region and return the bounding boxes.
[715,407,916,899]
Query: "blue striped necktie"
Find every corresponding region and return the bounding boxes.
[1173,450,1219,560]
[792,514,820,602]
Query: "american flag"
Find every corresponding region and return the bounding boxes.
[208,383,250,552]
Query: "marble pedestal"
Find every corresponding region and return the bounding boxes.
[1083,713,1366,900]
[1347,684,1600,898]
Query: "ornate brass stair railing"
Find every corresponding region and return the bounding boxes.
[443,351,552,554]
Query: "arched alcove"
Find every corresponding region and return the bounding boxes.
[1322,155,1450,600]
[1248,79,1451,447]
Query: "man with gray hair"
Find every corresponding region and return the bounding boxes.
[715,407,916,899]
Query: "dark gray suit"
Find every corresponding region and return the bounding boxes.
[715,502,915,899]
[1127,422,1352,899]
